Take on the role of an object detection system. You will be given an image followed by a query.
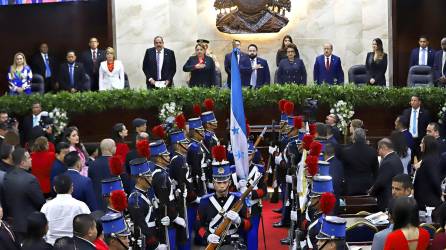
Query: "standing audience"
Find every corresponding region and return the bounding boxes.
[277,43,307,84]
[80,37,106,91]
[72,214,98,250]
[365,38,387,86]
[64,126,89,176]
[7,52,33,95]
[30,43,58,92]
[31,136,56,198]
[276,35,298,67]
[99,47,125,91]
[21,212,53,250]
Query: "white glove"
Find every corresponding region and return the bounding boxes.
[291,211,298,222]
[156,244,168,250]
[272,180,278,188]
[201,173,207,181]
[286,175,293,184]
[161,216,170,226]
[183,188,188,198]
[226,210,241,224]
[201,163,208,169]
[267,167,273,174]
[238,179,247,189]
[275,155,283,165]
[174,217,186,228]
[207,233,220,244]
[194,197,201,204]
[268,146,278,155]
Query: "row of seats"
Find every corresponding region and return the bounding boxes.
[30,73,131,93]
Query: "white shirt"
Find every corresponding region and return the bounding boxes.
[91,49,98,60]
[250,57,257,87]
[442,51,446,76]
[98,60,125,90]
[41,194,90,244]
[156,48,164,80]
[418,47,428,66]
[32,113,41,127]
[409,108,419,138]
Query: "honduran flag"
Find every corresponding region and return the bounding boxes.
[230,48,249,179]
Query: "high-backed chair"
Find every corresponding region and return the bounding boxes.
[346,222,378,243]
[31,73,45,94]
[420,223,436,239]
[407,65,434,87]
[348,65,368,85]
[124,73,130,89]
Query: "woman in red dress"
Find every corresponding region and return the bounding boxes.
[112,123,129,165]
[31,136,56,198]
[384,197,430,250]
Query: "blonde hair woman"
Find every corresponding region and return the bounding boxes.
[98,47,125,90]
[7,52,33,95]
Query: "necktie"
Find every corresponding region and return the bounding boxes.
[93,51,98,73]
[156,51,161,80]
[44,54,51,78]
[325,57,330,70]
[421,48,426,66]
[250,59,257,88]
[412,109,417,136]
[69,64,75,87]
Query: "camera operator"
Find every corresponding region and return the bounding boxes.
[0,111,19,134]
[20,102,48,146]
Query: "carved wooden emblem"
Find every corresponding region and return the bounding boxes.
[214,0,291,34]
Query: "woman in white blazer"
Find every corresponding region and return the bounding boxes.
[99,47,125,90]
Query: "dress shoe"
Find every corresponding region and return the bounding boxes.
[273,221,289,228]
[280,238,291,245]
[272,208,282,214]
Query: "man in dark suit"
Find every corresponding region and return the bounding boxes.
[369,138,404,211]
[73,214,97,250]
[63,151,98,211]
[313,43,344,85]
[30,43,58,92]
[80,37,106,91]
[3,148,45,242]
[0,206,20,250]
[338,128,379,195]
[58,51,88,92]
[402,95,431,158]
[432,37,446,86]
[325,143,344,197]
[325,113,342,143]
[88,139,115,211]
[395,115,415,155]
[50,142,70,186]
[19,101,46,146]
[142,36,177,89]
[409,36,435,69]
[224,40,252,87]
[0,143,14,174]
[247,44,270,88]
[426,122,446,154]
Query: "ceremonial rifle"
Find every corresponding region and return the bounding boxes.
[205,174,263,250]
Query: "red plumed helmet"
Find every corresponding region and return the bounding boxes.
[320,192,336,215]
[305,155,319,176]
[136,139,150,159]
[203,98,215,111]
[110,190,128,212]
[309,123,317,136]
[284,101,294,116]
[309,141,323,156]
[278,99,287,112]
[152,125,166,139]
[293,116,303,130]
[109,155,124,176]
[175,113,187,130]
[212,145,227,162]
[302,134,314,151]
[193,104,202,117]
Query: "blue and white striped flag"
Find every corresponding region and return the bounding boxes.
[230,48,249,179]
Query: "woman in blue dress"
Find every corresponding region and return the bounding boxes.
[7,52,33,95]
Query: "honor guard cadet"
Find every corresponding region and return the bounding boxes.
[150,140,187,249]
[127,158,161,250]
[169,129,195,250]
[304,176,336,250]
[102,177,126,214]
[315,216,348,250]
[245,142,267,250]
[101,212,131,250]
[187,117,212,196]
[201,98,219,149]
[197,156,251,248]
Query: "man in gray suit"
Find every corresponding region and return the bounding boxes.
[3,148,45,242]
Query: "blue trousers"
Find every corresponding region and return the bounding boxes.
[168,228,176,249]
[247,215,261,250]
[178,206,197,250]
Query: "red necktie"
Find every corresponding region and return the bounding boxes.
[325,57,330,70]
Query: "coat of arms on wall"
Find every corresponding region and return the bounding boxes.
[214,0,291,34]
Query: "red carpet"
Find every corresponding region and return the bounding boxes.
[258,200,289,250]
